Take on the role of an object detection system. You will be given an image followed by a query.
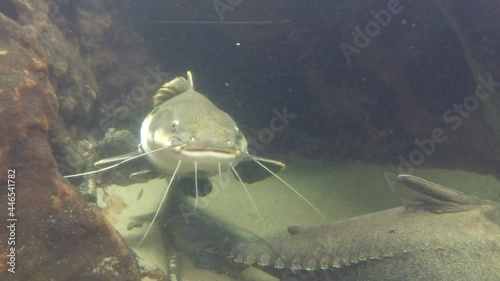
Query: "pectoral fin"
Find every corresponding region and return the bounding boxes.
[93,148,160,183]
[94,151,141,167]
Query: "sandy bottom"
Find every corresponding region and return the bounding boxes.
[97,159,500,281]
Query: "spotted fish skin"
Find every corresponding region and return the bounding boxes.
[187,175,500,281]
[228,204,500,281]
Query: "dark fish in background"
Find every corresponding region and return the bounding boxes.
[169,175,500,281]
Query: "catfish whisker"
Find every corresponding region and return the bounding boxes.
[244,153,327,220]
[230,163,264,225]
[218,163,226,203]
[63,145,177,178]
[193,162,199,214]
[137,160,181,246]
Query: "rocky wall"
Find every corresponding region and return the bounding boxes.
[0,0,163,280]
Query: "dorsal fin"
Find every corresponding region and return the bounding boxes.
[153,71,194,108]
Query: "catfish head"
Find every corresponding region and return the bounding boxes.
[140,71,248,177]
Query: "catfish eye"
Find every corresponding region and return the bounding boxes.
[171,120,179,130]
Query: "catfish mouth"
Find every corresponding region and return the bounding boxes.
[179,145,239,156]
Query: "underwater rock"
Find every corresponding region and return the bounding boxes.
[0,0,160,280]
[172,175,500,280]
